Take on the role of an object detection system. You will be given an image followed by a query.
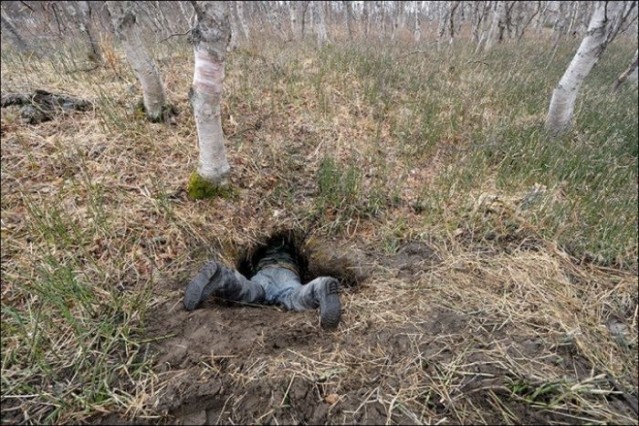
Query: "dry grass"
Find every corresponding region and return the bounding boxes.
[1,27,638,425]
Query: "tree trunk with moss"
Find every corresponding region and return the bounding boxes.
[107,1,166,122]
[188,1,231,198]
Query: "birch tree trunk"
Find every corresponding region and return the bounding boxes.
[566,1,580,36]
[447,1,460,46]
[289,1,297,41]
[413,6,421,43]
[155,1,179,36]
[392,1,405,41]
[1,13,31,54]
[107,1,166,122]
[301,1,310,39]
[189,1,231,193]
[397,1,407,32]
[545,1,630,135]
[377,1,386,39]
[473,1,493,52]
[534,1,548,33]
[472,1,488,45]
[363,2,371,37]
[344,0,354,40]
[266,1,286,40]
[76,1,102,62]
[179,1,196,28]
[504,1,516,39]
[228,2,239,50]
[313,1,329,47]
[236,1,250,40]
[437,3,449,50]
[309,1,315,35]
[613,49,638,91]
[484,1,507,51]
[516,1,542,41]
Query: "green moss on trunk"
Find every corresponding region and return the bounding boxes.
[134,99,178,123]
[187,172,235,200]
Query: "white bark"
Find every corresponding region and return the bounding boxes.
[437,3,448,49]
[516,1,542,41]
[545,1,627,135]
[413,6,421,43]
[613,49,638,90]
[397,1,406,31]
[1,13,30,54]
[566,1,580,35]
[76,1,102,62]
[179,1,196,28]
[236,1,250,40]
[344,0,354,40]
[308,1,315,35]
[266,1,285,39]
[107,2,166,122]
[155,1,179,35]
[438,1,460,49]
[535,1,549,32]
[392,1,405,41]
[448,1,460,46]
[313,1,329,47]
[471,1,489,45]
[190,1,231,185]
[289,1,297,40]
[363,1,371,37]
[484,1,507,51]
[228,2,239,50]
[376,1,386,38]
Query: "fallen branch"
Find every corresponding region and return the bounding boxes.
[159,29,193,43]
[1,90,92,124]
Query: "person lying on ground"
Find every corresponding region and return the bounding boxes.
[183,238,341,329]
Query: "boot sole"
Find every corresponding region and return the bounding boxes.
[319,279,341,329]
[184,261,219,311]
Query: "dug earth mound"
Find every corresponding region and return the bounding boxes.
[122,237,636,425]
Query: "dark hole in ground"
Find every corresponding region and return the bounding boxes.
[235,228,364,288]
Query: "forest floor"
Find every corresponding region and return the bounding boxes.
[1,32,638,425]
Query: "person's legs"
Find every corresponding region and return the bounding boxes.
[183,255,341,329]
[250,267,302,304]
[278,277,341,329]
[184,261,265,311]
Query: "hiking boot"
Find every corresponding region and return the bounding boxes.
[184,261,265,311]
[282,277,341,329]
[184,261,219,311]
[316,278,341,329]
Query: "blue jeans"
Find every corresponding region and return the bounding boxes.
[250,267,302,306]
[213,265,333,312]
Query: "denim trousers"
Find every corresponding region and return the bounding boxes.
[250,267,302,306]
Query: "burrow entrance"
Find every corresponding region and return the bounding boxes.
[235,229,367,289]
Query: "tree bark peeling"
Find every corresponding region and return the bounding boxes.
[190,1,231,187]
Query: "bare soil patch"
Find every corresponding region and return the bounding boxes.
[114,240,637,425]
